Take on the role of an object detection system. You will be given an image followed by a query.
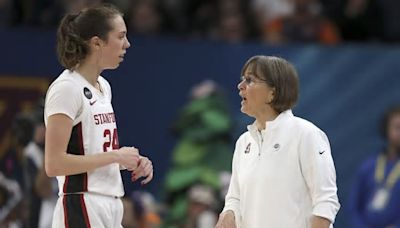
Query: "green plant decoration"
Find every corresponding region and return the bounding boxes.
[163,81,233,227]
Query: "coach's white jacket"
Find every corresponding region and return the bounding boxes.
[222,110,340,228]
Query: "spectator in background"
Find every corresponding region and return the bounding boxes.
[3,0,103,28]
[122,196,138,228]
[375,0,400,42]
[122,191,161,228]
[251,0,294,25]
[215,12,246,43]
[262,0,340,44]
[7,0,63,27]
[0,112,35,227]
[23,106,46,228]
[185,0,216,38]
[127,0,163,36]
[0,172,22,228]
[109,0,130,12]
[35,162,58,228]
[22,101,57,228]
[158,0,188,34]
[349,106,400,227]
[0,100,47,228]
[213,0,258,43]
[0,0,12,26]
[338,0,382,41]
[184,185,218,228]
[62,0,103,14]
[0,113,33,185]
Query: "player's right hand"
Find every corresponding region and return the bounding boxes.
[116,147,140,170]
[215,210,236,228]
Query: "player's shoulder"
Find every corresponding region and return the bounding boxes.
[49,70,81,91]
[53,69,79,83]
[46,70,84,105]
[98,75,109,84]
[98,75,112,92]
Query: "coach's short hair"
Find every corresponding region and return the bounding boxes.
[241,55,299,113]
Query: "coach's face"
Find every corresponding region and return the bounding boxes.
[237,68,274,118]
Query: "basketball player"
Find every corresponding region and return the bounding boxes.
[44,4,153,228]
[215,56,340,228]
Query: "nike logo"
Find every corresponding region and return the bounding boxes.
[319,150,325,155]
[89,100,97,106]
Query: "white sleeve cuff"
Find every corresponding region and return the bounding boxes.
[222,205,241,227]
[312,201,340,223]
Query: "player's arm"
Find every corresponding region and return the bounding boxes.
[45,113,139,177]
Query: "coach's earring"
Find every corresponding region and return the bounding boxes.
[265,89,275,104]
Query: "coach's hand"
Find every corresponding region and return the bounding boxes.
[131,156,153,185]
[215,210,236,228]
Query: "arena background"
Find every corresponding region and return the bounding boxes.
[1,27,400,227]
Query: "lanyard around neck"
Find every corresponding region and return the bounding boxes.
[374,154,400,189]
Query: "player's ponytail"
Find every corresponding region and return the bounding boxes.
[56,13,89,70]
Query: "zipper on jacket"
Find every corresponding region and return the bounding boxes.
[257,130,263,156]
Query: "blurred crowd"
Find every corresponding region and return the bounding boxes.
[0,0,399,43]
[0,98,54,227]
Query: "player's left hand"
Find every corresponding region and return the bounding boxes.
[131,156,153,185]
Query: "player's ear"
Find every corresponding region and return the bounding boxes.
[89,36,104,51]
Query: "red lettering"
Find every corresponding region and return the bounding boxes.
[103,129,111,152]
[93,112,117,125]
[103,128,119,152]
[94,115,100,125]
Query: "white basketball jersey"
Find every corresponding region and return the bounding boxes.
[45,70,124,197]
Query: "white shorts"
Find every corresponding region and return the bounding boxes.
[52,193,123,228]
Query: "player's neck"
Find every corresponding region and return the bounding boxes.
[76,62,102,87]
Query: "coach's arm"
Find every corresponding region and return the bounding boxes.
[217,140,241,228]
[299,128,341,226]
[312,216,332,228]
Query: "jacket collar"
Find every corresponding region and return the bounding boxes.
[247,109,294,135]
